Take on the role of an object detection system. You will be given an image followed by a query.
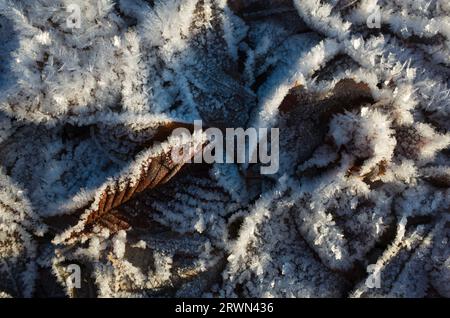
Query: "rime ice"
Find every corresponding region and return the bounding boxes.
[0,0,449,298]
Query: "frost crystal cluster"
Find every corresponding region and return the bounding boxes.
[0,0,449,298]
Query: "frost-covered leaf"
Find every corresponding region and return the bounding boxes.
[52,123,204,244]
[0,0,449,298]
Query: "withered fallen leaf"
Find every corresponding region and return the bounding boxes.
[277,78,374,168]
[279,78,373,115]
[49,121,203,243]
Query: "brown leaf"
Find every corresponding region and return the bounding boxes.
[279,78,373,115]
[51,121,204,242]
[84,151,184,228]
[278,78,373,170]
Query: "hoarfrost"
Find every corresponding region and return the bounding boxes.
[0,0,448,298]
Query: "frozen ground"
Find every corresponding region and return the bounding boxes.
[0,0,449,297]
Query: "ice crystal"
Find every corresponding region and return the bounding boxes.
[0,0,448,298]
